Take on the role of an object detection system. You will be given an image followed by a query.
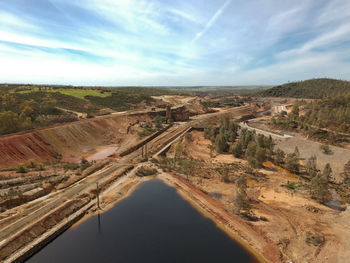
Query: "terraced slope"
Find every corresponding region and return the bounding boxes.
[0,113,151,168]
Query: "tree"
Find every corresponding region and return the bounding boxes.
[220,165,230,182]
[246,141,258,167]
[294,146,300,159]
[0,111,19,135]
[291,105,299,117]
[19,112,33,130]
[215,133,228,153]
[220,115,230,130]
[19,100,35,117]
[322,163,332,181]
[285,153,299,174]
[232,141,243,158]
[310,172,330,203]
[235,175,251,215]
[343,160,350,184]
[181,159,196,181]
[306,155,318,177]
[241,129,254,149]
[255,146,266,168]
[275,148,285,164]
[204,125,217,142]
[174,141,186,159]
[266,135,274,151]
[40,94,56,113]
[1,93,15,111]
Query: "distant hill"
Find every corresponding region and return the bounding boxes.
[0,84,189,136]
[260,78,350,99]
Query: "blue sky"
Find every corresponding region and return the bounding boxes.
[0,0,350,86]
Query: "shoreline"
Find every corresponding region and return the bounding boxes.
[158,172,281,263]
[71,175,153,229]
[4,170,278,262]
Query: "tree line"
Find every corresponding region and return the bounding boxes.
[204,116,350,207]
[0,91,58,135]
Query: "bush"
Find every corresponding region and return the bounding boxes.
[17,163,27,173]
[37,163,45,171]
[320,144,333,155]
[63,162,80,171]
[136,166,157,177]
[80,159,91,171]
[28,159,36,168]
[185,133,193,142]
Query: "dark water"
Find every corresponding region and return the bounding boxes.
[27,179,258,263]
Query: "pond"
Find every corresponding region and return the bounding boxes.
[27,179,259,263]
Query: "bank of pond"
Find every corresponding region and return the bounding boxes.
[27,179,259,263]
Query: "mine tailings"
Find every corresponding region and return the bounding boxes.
[26,179,260,263]
[0,113,151,168]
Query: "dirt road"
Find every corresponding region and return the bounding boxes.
[0,105,254,262]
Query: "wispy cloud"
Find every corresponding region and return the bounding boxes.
[191,0,232,43]
[0,0,349,85]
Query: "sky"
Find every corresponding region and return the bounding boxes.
[0,0,350,86]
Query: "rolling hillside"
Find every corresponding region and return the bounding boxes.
[266,78,350,143]
[260,78,350,99]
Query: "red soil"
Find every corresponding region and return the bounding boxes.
[0,114,150,168]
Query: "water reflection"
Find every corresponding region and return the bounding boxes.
[97,212,102,235]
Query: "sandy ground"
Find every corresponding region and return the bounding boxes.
[151,95,196,106]
[159,172,280,263]
[275,134,350,181]
[249,120,350,181]
[165,130,350,263]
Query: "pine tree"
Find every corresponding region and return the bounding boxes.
[343,160,350,184]
[294,146,300,159]
[255,146,266,168]
[235,175,251,215]
[215,133,228,153]
[275,148,285,164]
[310,172,330,203]
[306,155,318,177]
[323,163,332,181]
[285,153,299,174]
[232,141,243,158]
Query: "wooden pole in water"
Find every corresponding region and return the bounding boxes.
[96,182,100,210]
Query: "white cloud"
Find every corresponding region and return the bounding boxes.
[316,0,350,26]
[279,24,350,58]
[191,0,232,43]
[0,0,349,85]
[167,8,201,25]
[0,11,38,30]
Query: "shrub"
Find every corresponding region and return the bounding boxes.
[28,159,36,168]
[320,144,333,155]
[38,163,45,171]
[136,166,157,177]
[63,162,80,171]
[185,132,193,142]
[17,163,27,173]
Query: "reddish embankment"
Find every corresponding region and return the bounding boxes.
[0,114,150,168]
[0,133,55,168]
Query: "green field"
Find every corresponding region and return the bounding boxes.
[18,88,111,100]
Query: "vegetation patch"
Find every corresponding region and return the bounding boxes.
[18,87,112,100]
[136,166,158,177]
